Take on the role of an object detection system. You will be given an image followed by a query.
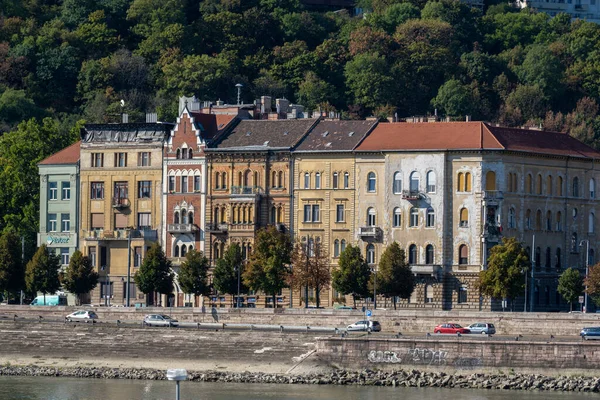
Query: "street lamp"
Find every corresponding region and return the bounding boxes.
[580,240,590,313]
[371,267,377,310]
[166,369,187,400]
[235,263,241,309]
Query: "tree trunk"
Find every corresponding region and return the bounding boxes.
[272,293,276,308]
[393,296,397,310]
[352,294,357,309]
[316,285,320,308]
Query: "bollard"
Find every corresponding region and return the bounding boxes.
[197,322,200,329]
[280,325,284,333]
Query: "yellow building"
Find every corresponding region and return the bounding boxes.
[79,123,172,306]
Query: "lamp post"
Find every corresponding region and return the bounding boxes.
[529,235,535,313]
[305,235,310,309]
[125,227,132,307]
[166,369,187,400]
[580,240,590,313]
[236,263,241,309]
[371,267,377,310]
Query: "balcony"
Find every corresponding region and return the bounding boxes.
[410,264,443,279]
[401,190,422,201]
[358,226,382,240]
[206,223,228,233]
[231,186,262,195]
[83,228,157,241]
[167,223,198,234]
[482,190,503,205]
[482,222,502,239]
[112,197,130,210]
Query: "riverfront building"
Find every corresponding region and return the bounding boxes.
[79,122,172,306]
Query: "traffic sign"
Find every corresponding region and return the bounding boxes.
[579,296,585,304]
[366,310,372,317]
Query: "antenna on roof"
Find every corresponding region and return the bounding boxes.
[235,83,243,105]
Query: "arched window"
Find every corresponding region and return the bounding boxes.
[556,248,562,270]
[174,245,179,257]
[340,239,346,253]
[556,211,562,231]
[334,239,340,257]
[222,172,227,189]
[545,247,551,270]
[393,172,402,194]
[409,244,417,264]
[214,242,220,259]
[253,171,259,187]
[426,207,435,227]
[271,171,277,188]
[344,172,349,189]
[215,172,221,189]
[535,246,541,269]
[188,148,193,159]
[573,177,580,197]
[367,172,376,192]
[535,210,542,230]
[304,172,310,189]
[315,172,321,189]
[465,172,472,191]
[277,206,283,223]
[536,174,542,195]
[188,211,194,224]
[525,209,532,230]
[393,208,402,227]
[366,244,375,264]
[409,171,420,192]
[176,149,181,159]
[332,172,338,189]
[590,212,595,234]
[174,211,180,224]
[590,249,596,266]
[485,171,496,191]
[457,172,465,192]
[278,171,283,188]
[426,171,436,193]
[507,172,513,192]
[558,176,564,196]
[181,209,188,224]
[425,244,434,265]
[189,245,193,254]
[181,245,187,257]
[526,174,532,194]
[512,173,518,192]
[409,207,419,227]
[459,208,469,227]
[591,178,596,199]
[547,175,553,195]
[546,211,552,231]
[367,207,376,226]
[459,245,468,265]
[270,206,276,224]
[244,170,251,187]
[425,284,434,303]
[508,208,516,229]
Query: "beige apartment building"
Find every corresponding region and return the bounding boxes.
[79,123,172,306]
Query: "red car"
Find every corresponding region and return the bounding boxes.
[433,323,470,334]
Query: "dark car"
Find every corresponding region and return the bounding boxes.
[580,327,600,340]
[434,323,470,334]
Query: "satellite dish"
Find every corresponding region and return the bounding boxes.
[120,99,125,107]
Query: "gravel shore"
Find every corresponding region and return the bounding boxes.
[1,365,599,392]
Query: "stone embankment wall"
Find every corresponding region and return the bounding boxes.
[316,336,600,370]
[3,306,599,336]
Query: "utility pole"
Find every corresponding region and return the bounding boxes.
[530,235,535,313]
[581,240,590,313]
[305,235,310,309]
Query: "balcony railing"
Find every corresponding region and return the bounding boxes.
[167,223,198,234]
[83,228,157,241]
[231,186,262,195]
[206,223,228,233]
[410,264,443,279]
[112,197,130,209]
[483,190,503,201]
[483,222,502,237]
[401,189,422,200]
[358,226,382,239]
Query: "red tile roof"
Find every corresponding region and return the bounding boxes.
[38,141,81,165]
[357,122,600,159]
[189,112,236,140]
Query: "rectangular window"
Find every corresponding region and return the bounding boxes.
[194,176,201,192]
[332,173,338,189]
[114,181,128,200]
[168,176,175,192]
[61,182,71,200]
[134,246,142,267]
[312,205,320,222]
[138,212,151,229]
[138,152,151,167]
[336,204,344,222]
[91,153,104,167]
[115,152,127,167]
[138,181,151,199]
[114,213,128,229]
[181,176,188,193]
[48,182,58,200]
[89,247,96,267]
[344,173,349,189]
[48,213,57,232]
[304,205,311,222]
[61,214,70,232]
[302,205,320,223]
[315,174,321,189]
[60,248,70,265]
[91,213,104,230]
[91,182,104,200]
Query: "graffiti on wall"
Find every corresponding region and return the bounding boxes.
[367,348,483,368]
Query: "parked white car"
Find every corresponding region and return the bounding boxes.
[346,320,381,332]
[143,314,179,327]
[66,310,98,322]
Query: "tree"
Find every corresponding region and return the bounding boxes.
[61,250,98,305]
[431,79,477,117]
[332,244,370,308]
[178,250,211,302]
[134,242,174,306]
[344,52,394,110]
[377,242,414,310]
[289,239,331,308]
[0,230,24,300]
[558,267,584,311]
[585,263,600,307]
[25,245,61,303]
[297,71,336,111]
[212,243,245,306]
[243,226,292,307]
[478,237,529,309]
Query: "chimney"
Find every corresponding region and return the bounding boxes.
[122,113,129,123]
[146,112,157,123]
[216,99,224,106]
[276,98,290,114]
[261,96,272,114]
[466,115,471,122]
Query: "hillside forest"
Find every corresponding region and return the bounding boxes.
[2,0,600,259]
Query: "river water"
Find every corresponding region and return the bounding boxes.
[0,377,597,400]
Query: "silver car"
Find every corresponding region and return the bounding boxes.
[143,314,179,327]
[346,320,381,332]
[66,310,98,322]
[467,322,496,334]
